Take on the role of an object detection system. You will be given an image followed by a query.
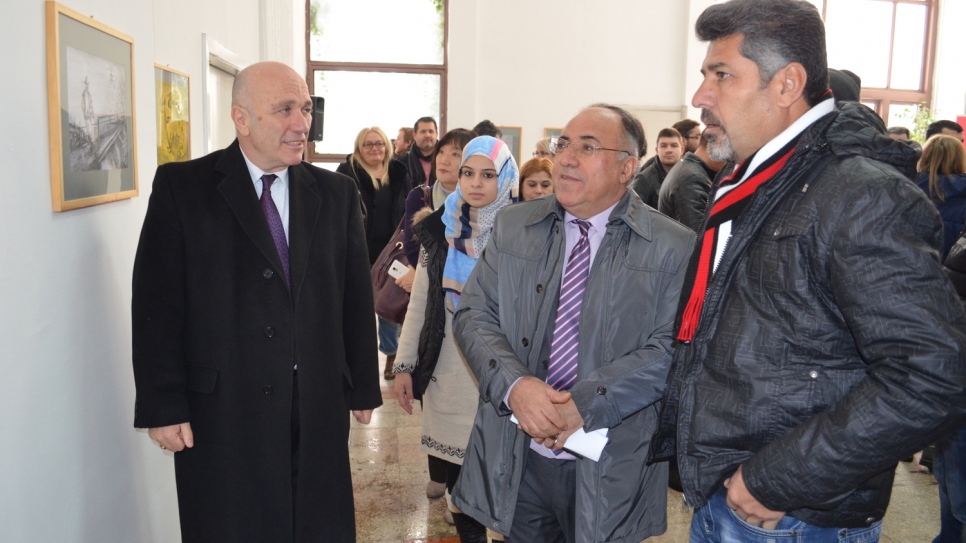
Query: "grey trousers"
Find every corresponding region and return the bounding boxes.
[506,448,577,543]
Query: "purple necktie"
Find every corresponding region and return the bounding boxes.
[547,219,591,391]
[260,174,290,287]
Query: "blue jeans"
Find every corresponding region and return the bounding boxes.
[377,317,398,356]
[933,426,966,543]
[691,487,882,543]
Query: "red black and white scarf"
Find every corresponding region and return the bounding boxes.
[675,137,799,342]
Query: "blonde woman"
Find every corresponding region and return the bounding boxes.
[337,126,410,378]
[917,134,966,260]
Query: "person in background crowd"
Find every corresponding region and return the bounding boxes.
[336,126,409,381]
[633,127,685,208]
[402,117,440,190]
[394,126,414,158]
[917,134,966,261]
[888,126,912,141]
[396,128,477,511]
[658,128,726,232]
[394,136,519,543]
[828,68,861,102]
[533,137,554,160]
[928,120,965,143]
[132,61,380,543]
[452,104,693,543]
[518,157,554,201]
[472,119,502,139]
[938,230,966,543]
[674,118,702,153]
[651,2,966,542]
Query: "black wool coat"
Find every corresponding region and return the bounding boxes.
[336,157,409,266]
[132,140,381,543]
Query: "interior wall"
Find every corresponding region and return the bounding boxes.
[447,0,692,161]
[0,0,259,541]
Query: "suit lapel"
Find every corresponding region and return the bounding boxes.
[288,163,321,305]
[216,141,290,292]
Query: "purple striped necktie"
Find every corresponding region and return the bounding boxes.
[260,174,290,287]
[547,219,592,391]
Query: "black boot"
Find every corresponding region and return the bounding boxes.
[452,512,488,543]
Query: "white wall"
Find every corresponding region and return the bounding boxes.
[932,0,966,122]
[447,0,693,160]
[0,0,260,541]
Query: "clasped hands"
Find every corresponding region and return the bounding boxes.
[508,376,584,451]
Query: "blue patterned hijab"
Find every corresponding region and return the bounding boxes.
[441,136,519,311]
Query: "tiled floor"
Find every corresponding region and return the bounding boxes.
[352,372,943,542]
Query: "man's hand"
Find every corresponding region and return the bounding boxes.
[393,372,415,415]
[724,465,786,530]
[508,377,571,439]
[550,399,584,451]
[352,410,373,424]
[149,422,194,452]
[395,266,416,293]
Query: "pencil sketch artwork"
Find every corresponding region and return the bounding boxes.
[66,46,129,172]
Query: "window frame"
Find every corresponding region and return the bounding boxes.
[303,0,448,164]
[816,0,939,123]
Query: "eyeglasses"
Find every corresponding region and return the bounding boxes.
[362,141,387,149]
[549,137,630,159]
[532,150,553,158]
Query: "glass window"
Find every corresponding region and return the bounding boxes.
[890,3,927,90]
[825,0,894,88]
[309,0,444,65]
[311,70,441,156]
[887,102,920,132]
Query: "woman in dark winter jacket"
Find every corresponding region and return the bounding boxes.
[917,134,966,260]
[336,126,409,379]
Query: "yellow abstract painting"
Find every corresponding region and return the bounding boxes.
[154,64,190,165]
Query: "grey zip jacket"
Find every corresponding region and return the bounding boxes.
[451,190,694,542]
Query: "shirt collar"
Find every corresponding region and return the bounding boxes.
[739,96,835,184]
[564,199,620,236]
[240,147,290,189]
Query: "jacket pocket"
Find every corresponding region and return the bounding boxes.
[185,366,218,394]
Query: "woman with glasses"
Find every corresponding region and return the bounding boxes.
[337,126,410,379]
[393,136,518,543]
[533,137,554,160]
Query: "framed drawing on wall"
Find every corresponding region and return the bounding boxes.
[154,64,190,165]
[544,127,563,140]
[46,1,138,212]
[497,126,522,165]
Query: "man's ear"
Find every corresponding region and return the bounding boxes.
[620,155,638,183]
[231,105,250,137]
[775,63,807,108]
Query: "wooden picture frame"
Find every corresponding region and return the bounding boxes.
[46,1,138,212]
[544,127,563,140]
[497,126,522,165]
[154,64,190,165]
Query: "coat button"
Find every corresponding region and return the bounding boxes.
[522,338,529,347]
[597,386,607,395]
[542,361,549,369]
[265,327,275,338]
[263,268,274,279]
[536,284,543,293]
[865,517,875,525]
[809,370,818,379]
[488,359,497,369]
[263,385,273,395]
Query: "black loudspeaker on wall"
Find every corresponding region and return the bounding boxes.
[309,96,324,142]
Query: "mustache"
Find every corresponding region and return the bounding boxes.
[700,109,722,127]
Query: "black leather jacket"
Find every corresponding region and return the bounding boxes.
[651,102,966,528]
[657,152,715,232]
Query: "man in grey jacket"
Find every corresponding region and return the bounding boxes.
[451,104,694,543]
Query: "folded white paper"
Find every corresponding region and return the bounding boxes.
[510,414,609,462]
